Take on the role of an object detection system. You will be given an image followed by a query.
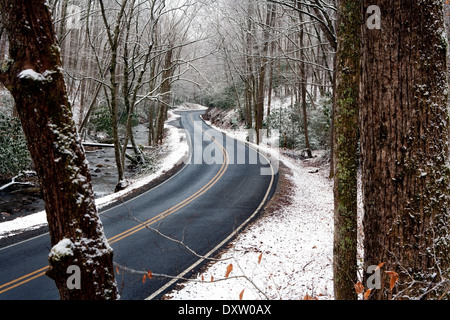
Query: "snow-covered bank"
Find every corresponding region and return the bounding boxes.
[164,107,336,300]
[165,149,335,300]
[0,114,189,240]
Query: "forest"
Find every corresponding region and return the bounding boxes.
[0,0,449,301]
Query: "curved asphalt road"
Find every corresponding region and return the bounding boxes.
[0,110,277,300]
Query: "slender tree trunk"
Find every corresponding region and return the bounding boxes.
[57,0,69,65]
[148,103,155,146]
[333,0,360,300]
[245,1,255,130]
[148,46,158,146]
[99,0,129,191]
[0,0,118,299]
[244,81,253,128]
[254,3,276,145]
[156,45,174,145]
[361,0,450,300]
[329,54,337,179]
[299,21,312,157]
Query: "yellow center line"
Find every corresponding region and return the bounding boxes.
[0,266,49,293]
[109,134,228,244]
[108,117,227,244]
[0,114,229,295]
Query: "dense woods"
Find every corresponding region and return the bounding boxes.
[1,0,337,181]
[0,0,449,300]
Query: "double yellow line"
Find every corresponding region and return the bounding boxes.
[108,126,229,245]
[0,266,49,294]
[0,116,229,295]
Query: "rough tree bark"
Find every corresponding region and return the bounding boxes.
[0,0,118,299]
[333,0,360,300]
[361,0,450,299]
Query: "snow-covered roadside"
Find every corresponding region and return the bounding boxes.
[0,112,189,240]
[165,113,336,300]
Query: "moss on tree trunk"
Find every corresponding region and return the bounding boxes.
[333,0,360,300]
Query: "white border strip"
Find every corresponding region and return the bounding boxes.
[145,119,276,300]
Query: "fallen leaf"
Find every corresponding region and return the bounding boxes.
[142,274,147,284]
[115,266,120,275]
[385,271,399,291]
[354,281,365,294]
[258,253,263,264]
[363,289,372,300]
[303,295,318,300]
[201,275,204,282]
[225,264,233,278]
[147,270,153,280]
[239,289,245,300]
[211,276,214,282]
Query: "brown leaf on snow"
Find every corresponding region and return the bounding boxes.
[239,289,245,300]
[258,253,263,264]
[303,295,318,300]
[225,264,233,278]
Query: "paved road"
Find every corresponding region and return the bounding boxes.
[0,110,277,300]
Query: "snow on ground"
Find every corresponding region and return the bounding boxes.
[0,102,344,300]
[166,155,335,300]
[173,103,208,112]
[0,210,47,239]
[165,112,336,300]
[0,112,189,239]
[95,112,189,209]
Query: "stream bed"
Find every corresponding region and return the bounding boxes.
[0,124,152,223]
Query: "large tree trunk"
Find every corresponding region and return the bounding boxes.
[360,0,450,300]
[332,0,360,300]
[0,0,118,299]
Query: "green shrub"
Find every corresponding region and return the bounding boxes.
[0,112,32,177]
[267,92,332,150]
[203,85,239,110]
[90,105,113,138]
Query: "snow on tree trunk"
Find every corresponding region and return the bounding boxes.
[0,0,118,299]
